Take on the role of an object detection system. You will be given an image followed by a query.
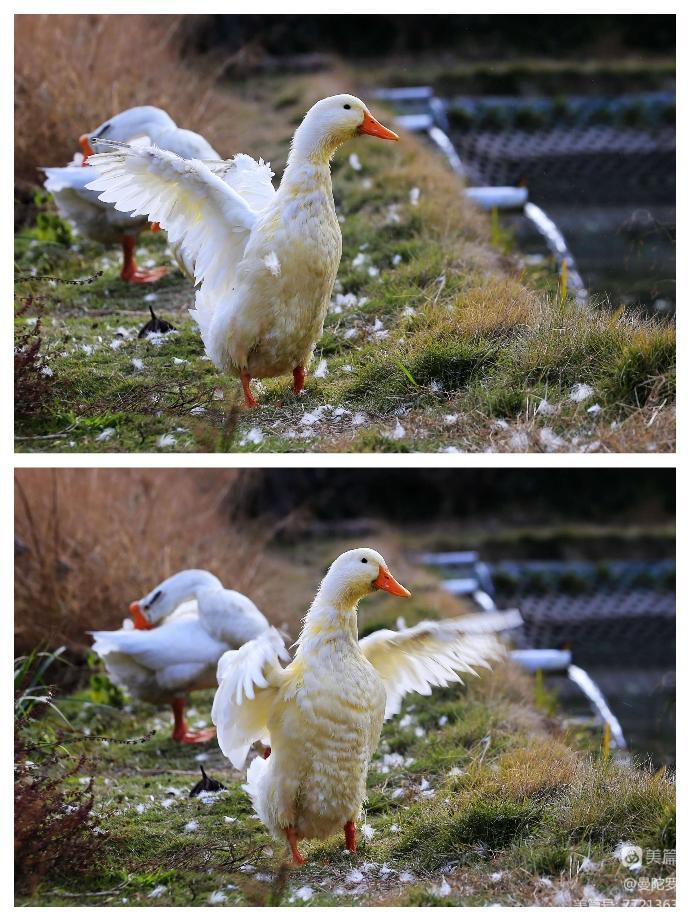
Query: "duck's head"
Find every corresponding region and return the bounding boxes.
[292,94,399,162]
[89,106,176,146]
[129,586,168,630]
[320,548,411,608]
[128,569,222,629]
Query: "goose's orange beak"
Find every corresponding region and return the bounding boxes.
[79,134,94,167]
[129,601,153,630]
[357,111,399,142]
[373,565,411,597]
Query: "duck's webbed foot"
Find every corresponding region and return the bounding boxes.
[292,365,306,395]
[120,235,168,284]
[285,826,305,866]
[177,727,217,744]
[122,265,169,284]
[240,369,258,408]
[170,697,216,743]
[344,819,357,853]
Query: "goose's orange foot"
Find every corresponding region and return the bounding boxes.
[285,826,305,866]
[121,265,169,284]
[177,727,217,744]
[292,365,306,395]
[120,235,168,284]
[240,370,258,408]
[344,819,357,853]
[171,698,216,743]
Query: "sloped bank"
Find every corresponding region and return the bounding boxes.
[14,70,675,452]
[16,657,674,907]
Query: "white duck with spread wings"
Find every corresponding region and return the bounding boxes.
[85,94,399,406]
[91,569,270,743]
[211,548,521,863]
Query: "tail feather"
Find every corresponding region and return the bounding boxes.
[242,753,274,833]
[188,287,218,365]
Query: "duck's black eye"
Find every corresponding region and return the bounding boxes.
[361,557,368,564]
[343,104,351,110]
[150,589,162,605]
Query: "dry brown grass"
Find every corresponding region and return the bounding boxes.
[14,469,462,659]
[14,15,252,182]
[13,469,289,654]
[493,739,581,798]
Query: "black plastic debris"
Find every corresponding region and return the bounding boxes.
[138,305,176,339]
[189,765,226,798]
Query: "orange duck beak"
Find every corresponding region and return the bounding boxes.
[79,134,94,166]
[357,110,399,142]
[129,601,153,630]
[373,565,411,597]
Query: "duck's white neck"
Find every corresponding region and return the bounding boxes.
[94,107,177,146]
[297,576,371,652]
[290,117,344,164]
[148,124,179,147]
[157,569,223,613]
[280,119,348,193]
[280,157,332,198]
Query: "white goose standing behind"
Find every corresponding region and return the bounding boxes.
[91,569,270,743]
[43,106,221,283]
[85,94,399,405]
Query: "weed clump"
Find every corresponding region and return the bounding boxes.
[14,297,55,420]
[15,732,105,896]
[14,655,107,898]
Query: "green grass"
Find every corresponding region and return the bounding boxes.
[16,655,675,907]
[15,77,675,453]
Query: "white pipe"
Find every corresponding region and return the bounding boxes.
[524,202,588,303]
[466,187,529,211]
[473,589,497,612]
[396,113,434,132]
[442,577,480,595]
[567,664,627,749]
[512,649,572,672]
[375,86,434,102]
[427,126,467,178]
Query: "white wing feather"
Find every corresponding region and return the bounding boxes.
[359,610,522,719]
[203,153,276,211]
[212,627,289,769]
[171,153,275,280]
[85,141,258,297]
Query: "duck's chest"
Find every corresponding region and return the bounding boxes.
[241,190,341,374]
[289,647,386,768]
[283,650,384,831]
[273,187,342,285]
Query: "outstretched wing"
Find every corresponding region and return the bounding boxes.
[85,141,258,296]
[203,153,276,212]
[211,627,290,769]
[359,611,522,719]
